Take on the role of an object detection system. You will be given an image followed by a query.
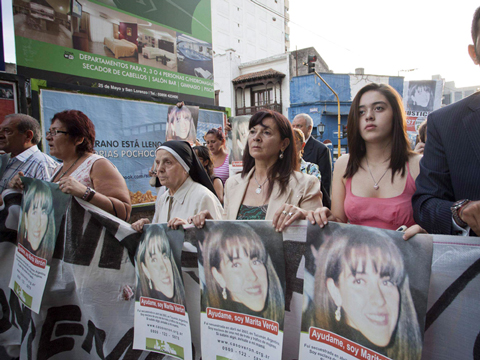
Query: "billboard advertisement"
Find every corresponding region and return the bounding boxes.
[13,0,214,104]
[39,89,224,205]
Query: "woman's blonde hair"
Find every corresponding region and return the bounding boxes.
[293,128,305,157]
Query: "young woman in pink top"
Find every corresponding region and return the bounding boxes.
[308,83,425,240]
[204,128,230,184]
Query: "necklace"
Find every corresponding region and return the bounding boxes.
[365,158,389,190]
[254,172,268,194]
[57,155,82,181]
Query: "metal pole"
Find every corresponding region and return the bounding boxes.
[307,68,341,157]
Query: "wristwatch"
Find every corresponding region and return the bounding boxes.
[451,199,470,228]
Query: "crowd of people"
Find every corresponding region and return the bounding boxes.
[1,10,480,360]
[1,69,479,236]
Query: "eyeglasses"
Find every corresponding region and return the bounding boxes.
[46,129,68,137]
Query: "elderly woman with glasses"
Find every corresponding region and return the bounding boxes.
[12,110,131,220]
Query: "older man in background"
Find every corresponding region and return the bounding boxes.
[292,113,332,196]
[0,114,58,193]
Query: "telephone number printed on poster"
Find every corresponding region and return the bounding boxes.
[201,308,282,359]
[134,297,191,359]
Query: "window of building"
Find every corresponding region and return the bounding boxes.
[455,91,462,102]
[465,90,474,97]
[251,88,274,106]
[443,93,451,105]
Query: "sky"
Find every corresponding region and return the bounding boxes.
[2,0,480,88]
[289,1,480,88]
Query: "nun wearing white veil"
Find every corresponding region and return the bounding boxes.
[132,140,223,231]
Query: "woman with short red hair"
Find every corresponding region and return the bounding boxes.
[46,110,131,220]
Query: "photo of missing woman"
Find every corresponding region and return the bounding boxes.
[18,178,70,262]
[165,105,199,146]
[227,115,250,164]
[406,81,436,112]
[302,223,433,360]
[135,224,186,306]
[197,221,286,329]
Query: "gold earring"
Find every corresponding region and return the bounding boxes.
[222,287,227,300]
[335,306,341,322]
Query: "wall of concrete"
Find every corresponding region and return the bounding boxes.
[289,47,330,78]
[212,0,286,63]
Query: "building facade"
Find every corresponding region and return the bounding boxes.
[289,71,403,158]
[211,0,290,111]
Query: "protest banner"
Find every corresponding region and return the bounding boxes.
[133,224,192,359]
[421,235,480,360]
[196,221,286,360]
[13,0,214,105]
[0,189,479,360]
[9,178,70,313]
[299,223,433,360]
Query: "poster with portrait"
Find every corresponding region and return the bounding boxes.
[166,105,200,146]
[133,224,192,359]
[197,221,286,360]
[8,177,70,313]
[403,80,443,147]
[227,115,250,169]
[300,223,433,360]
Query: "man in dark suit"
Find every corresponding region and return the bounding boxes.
[292,114,332,196]
[412,6,480,236]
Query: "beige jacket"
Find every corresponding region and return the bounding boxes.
[223,167,322,220]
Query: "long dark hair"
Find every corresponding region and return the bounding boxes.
[344,83,412,180]
[19,181,56,259]
[194,145,214,178]
[203,223,285,326]
[136,226,185,305]
[313,227,422,359]
[241,110,296,198]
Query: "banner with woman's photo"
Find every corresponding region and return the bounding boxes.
[196,221,286,360]
[0,190,477,360]
[300,223,433,360]
[8,178,70,313]
[227,116,250,171]
[133,224,192,359]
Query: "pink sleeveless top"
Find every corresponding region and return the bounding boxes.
[214,153,229,184]
[344,163,416,230]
